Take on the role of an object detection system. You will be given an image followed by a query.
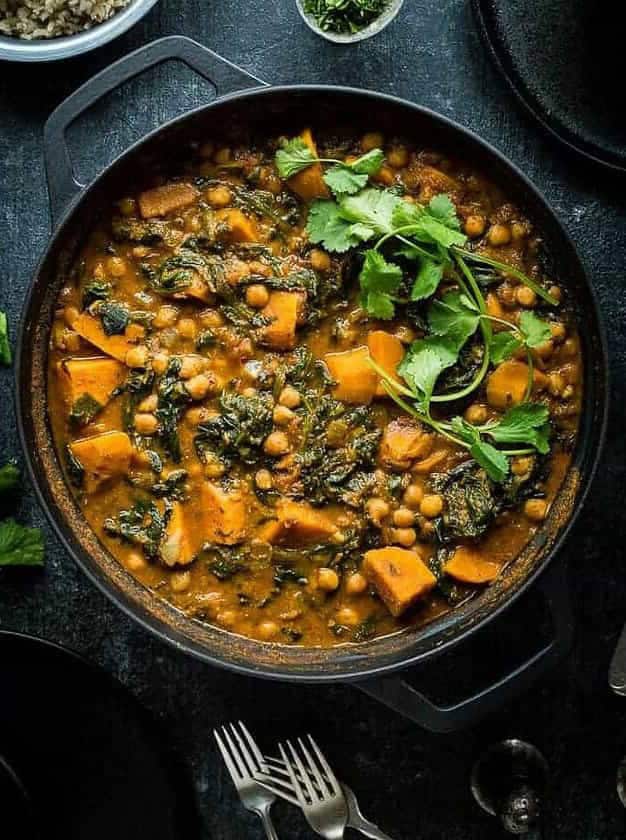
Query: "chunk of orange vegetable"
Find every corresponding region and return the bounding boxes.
[380,419,433,470]
[69,431,132,492]
[196,482,247,545]
[138,182,199,219]
[444,546,499,584]
[287,129,329,201]
[259,291,300,350]
[367,331,405,397]
[59,357,125,407]
[215,208,259,243]
[160,501,197,567]
[325,346,378,405]
[258,500,336,546]
[363,547,437,617]
[73,313,135,363]
[486,360,547,410]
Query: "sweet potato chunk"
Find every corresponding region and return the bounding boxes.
[73,313,134,363]
[325,346,378,405]
[259,500,336,546]
[259,291,300,350]
[138,182,199,219]
[69,431,132,493]
[367,331,404,397]
[160,501,197,567]
[363,547,437,617]
[215,208,259,243]
[380,419,433,470]
[486,360,547,410]
[288,128,329,202]
[60,357,125,407]
[444,546,499,584]
[198,482,247,545]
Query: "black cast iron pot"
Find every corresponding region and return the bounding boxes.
[15,36,609,732]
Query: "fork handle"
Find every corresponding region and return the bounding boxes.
[254,804,280,840]
[348,814,394,840]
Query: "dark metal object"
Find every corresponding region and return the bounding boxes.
[609,624,626,696]
[472,739,548,834]
[472,0,626,173]
[15,36,609,732]
[616,757,626,807]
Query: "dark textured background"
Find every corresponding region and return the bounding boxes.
[1,1,626,837]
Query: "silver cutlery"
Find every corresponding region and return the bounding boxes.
[213,721,280,840]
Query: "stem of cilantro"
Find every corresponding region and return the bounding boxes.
[451,247,558,306]
[374,227,436,261]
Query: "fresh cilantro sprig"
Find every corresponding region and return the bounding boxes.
[0,309,11,365]
[0,461,44,567]
[490,311,552,364]
[275,138,385,197]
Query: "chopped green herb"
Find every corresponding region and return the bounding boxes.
[0,518,44,567]
[303,0,389,35]
[69,393,103,428]
[0,310,11,365]
[97,301,130,336]
[358,250,403,320]
[0,461,20,493]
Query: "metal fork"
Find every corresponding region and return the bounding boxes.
[278,735,348,839]
[213,722,280,840]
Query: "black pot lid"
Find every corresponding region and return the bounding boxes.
[0,631,199,840]
[473,0,626,172]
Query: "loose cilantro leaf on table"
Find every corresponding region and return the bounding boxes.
[0,462,20,493]
[0,310,11,365]
[358,250,403,320]
[0,518,44,567]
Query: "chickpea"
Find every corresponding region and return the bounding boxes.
[279,386,301,409]
[420,494,443,518]
[390,527,417,547]
[534,340,553,360]
[393,507,415,528]
[170,571,191,593]
[511,456,533,477]
[465,403,488,425]
[387,145,409,168]
[134,413,158,435]
[345,572,368,596]
[132,246,150,259]
[255,469,273,490]
[309,248,331,272]
[185,374,214,401]
[125,551,146,572]
[403,484,423,510]
[257,620,279,640]
[179,355,205,379]
[550,322,566,343]
[516,285,537,308]
[118,197,136,217]
[154,305,179,329]
[63,305,79,328]
[200,309,224,328]
[242,387,258,398]
[263,431,290,457]
[138,394,158,412]
[206,185,232,207]
[205,461,226,479]
[511,222,528,240]
[335,606,359,626]
[273,405,294,426]
[125,323,146,342]
[125,345,149,369]
[548,285,562,302]
[488,223,511,247]
[186,406,212,427]
[562,337,577,357]
[374,165,395,186]
[177,318,197,340]
[318,567,340,592]
[497,283,517,309]
[464,215,486,238]
[366,498,390,527]
[246,284,270,309]
[562,384,575,399]
[216,609,236,628]
[214,147,231,165]
[361,132,384,151]
[151,351,169,375]
[107,256,127,277]
[524,498,548,522]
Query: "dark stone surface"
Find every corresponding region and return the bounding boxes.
[1,1,626,837]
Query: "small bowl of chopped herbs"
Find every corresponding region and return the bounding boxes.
[296,0,404,43]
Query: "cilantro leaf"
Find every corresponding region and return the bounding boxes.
[340,188,401,237]
[351,149,385,175]
[398,336,459,400]
[324,166,368,197]
[519,311,552,348]
[359,250,403,320]
[275,137,318,179]
[428,194,462,230]
[0,310,11,365]
[428,290,481,346]
[490,331,522,364]
[392,194,467,250]
[0,462,20,494]
[411,259,444,301]
[307,200,364,253]
[0,518,44,567]
[451,417,510,482]
[488,403,551,454]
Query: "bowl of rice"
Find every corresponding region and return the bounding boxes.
[0,0,160,61]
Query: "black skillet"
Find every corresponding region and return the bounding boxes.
[15,37,609,733]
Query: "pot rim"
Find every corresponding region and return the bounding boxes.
[15,83,610,683]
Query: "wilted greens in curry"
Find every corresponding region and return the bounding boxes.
[47,128,582,646]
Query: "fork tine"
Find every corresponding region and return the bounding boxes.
[220,725,248,779]
[238,721,267,772]
[228,722,256,776]
[298,736,331,797]
[213,728,242,783]
[254,771,300,807]
[287,739,319,803]
[279,741,310,807]
[307,734,342,797]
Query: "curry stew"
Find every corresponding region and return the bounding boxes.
[47,129,582,646]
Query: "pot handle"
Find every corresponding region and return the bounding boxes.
[43,36,267,226]
[357,561,573,733]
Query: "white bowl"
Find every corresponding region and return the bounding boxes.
[0,0,159,62]
[295,0,404,44]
